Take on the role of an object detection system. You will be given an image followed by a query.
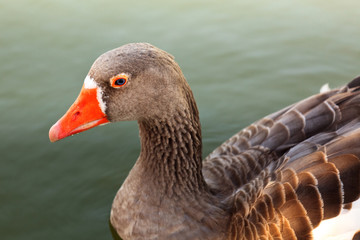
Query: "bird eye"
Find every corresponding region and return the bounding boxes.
[115,78,126,86]
[110,74,128,88]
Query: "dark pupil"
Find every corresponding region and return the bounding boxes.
[115,78,126,86]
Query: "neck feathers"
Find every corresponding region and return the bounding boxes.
[138,87,206,197]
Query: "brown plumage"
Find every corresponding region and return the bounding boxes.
[353,231,360,240]
[49,43,360,240]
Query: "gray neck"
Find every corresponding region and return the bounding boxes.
[110,83,228,240]
[137,105,207,197]
[137,82,207,195]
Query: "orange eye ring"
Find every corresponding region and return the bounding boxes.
[110,74,128,88]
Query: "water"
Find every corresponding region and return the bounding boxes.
[1,0,360,239]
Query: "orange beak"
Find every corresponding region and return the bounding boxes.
[49,85,109,142]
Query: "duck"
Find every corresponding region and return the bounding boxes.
[49,43,360,240]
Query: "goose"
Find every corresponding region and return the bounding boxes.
[49,43,360,240]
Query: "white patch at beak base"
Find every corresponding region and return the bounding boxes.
[84,75,97,89]
[97,87,107,114]
[83,75,107,114]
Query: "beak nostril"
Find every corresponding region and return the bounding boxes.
[72,111,81,121]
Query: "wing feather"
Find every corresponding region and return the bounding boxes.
[203,77,360,239]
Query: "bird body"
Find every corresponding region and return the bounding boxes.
[49,43,360,240]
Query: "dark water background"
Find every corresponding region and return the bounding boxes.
[1,0,360,239]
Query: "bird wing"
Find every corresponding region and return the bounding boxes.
[203,77,360,239]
